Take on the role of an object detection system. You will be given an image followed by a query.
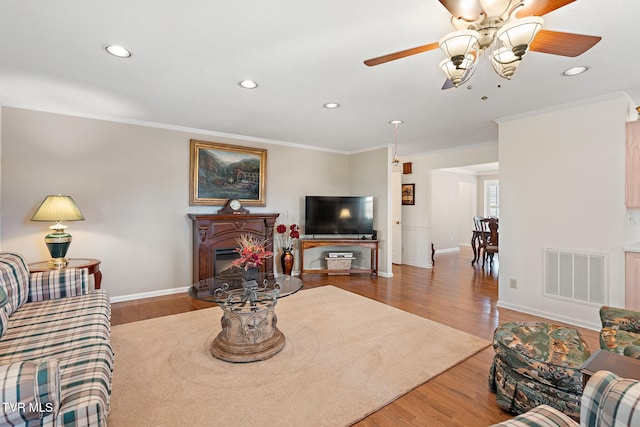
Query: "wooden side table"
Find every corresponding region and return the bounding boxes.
[580,349,640,387]
[299,239,379,278]
[28,258,102,290]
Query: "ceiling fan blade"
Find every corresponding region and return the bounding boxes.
[529,29,601,57]
[516,0,576,18]
[438,0,482,21]
[441,78,455,90]
[364,42,439,67]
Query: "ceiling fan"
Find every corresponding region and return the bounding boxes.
[364,0,601,88]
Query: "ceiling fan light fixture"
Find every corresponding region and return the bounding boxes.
[439,30,480,61]
[363,1,601,90]
[478,0,519,20]
[496,16,543,58]
[491,46,522,79]
[439,54,475,87]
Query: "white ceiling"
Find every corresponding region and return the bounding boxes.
[1,1,638,156]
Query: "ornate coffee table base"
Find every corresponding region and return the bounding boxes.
[210,329,285,363]
[189,274,303,363]
[209,300,286,363]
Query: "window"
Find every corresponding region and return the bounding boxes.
[484,180,499,217]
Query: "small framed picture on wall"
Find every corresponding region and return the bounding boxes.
[402,183,415,205]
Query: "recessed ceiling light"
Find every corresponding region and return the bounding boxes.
[105,45,132,58]
[323,103,340,109]
[389,120,403,125]
[239,80,258,89]
[562,66,589,76]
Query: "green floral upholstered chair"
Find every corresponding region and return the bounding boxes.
[599,306,640,359]
[489,322,591,420]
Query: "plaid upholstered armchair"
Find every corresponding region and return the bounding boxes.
[490,370,640,427]
[599,306,640,359]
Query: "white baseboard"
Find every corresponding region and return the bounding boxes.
[109,268,394,302]
[401,260,433,269]
[110,286,190,303]
[496,300,600,331]
[434,247,460,255]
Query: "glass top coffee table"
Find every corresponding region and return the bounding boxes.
[188,273,303,363]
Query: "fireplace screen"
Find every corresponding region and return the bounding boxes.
[213,247,242,277]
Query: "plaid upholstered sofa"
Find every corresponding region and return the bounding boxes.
[0,252,114,426]
[490,370,640,427]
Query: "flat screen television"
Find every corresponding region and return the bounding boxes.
[304,196,374,236]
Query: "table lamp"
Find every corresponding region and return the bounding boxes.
[31,195,85,268]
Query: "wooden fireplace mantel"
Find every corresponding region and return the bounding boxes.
[189,213,280,282]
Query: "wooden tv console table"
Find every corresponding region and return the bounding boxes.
[300,239,379,278]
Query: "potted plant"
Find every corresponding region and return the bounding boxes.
[231,233,273,281]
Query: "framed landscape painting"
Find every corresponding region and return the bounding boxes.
[189,139,267,206]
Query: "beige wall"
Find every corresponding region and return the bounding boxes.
[1,107,383,299]
[348,147,391,274]
[497,93,631,329]
[430,169,478,250]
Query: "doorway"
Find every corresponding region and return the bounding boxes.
[431,162,499,253]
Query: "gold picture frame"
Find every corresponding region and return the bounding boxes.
[189,139,267,206]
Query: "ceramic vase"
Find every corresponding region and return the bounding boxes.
[281,249,294,276]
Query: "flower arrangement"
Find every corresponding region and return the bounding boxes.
[231,233,273,270]
[276,222,300,251]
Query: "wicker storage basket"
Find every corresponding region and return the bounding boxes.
[326,257,355,275]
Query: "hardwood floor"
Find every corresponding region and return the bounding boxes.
[111,247,600,426]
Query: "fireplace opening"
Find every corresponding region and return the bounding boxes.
[214,247,242,278]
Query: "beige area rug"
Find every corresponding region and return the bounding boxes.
[108,286,490,427]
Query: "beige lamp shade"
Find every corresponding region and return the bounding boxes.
[31,195,85,222]
[31,195,84,268]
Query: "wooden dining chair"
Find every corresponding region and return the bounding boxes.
[473,216,488,266]
[473,216,485,232]
[483,218,499,268]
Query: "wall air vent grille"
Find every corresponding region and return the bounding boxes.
[543,248,607,305]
